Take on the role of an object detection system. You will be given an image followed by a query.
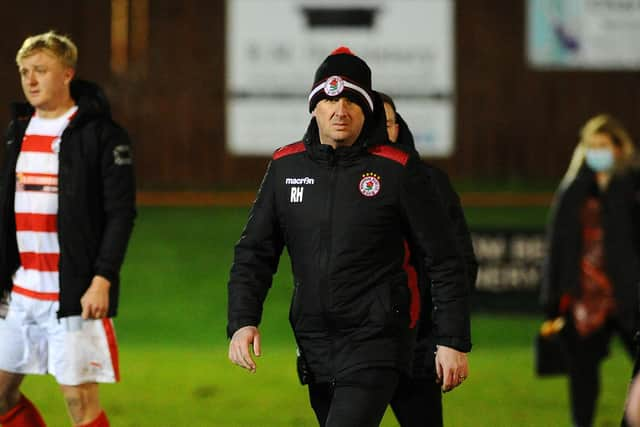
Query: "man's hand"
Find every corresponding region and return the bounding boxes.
[80,275,111,319]
[625,373,640,427]
[435,345,469,392]
[229,326,261,373]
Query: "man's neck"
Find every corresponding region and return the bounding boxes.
[319,137,358,149]
[36,97,76,119]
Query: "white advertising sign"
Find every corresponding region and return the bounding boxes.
[528,0,640,69]
[227,0,455,157]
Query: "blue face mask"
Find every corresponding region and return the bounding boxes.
[585,148,615,172]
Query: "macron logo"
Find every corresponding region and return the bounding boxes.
[285,177,314,204]
[285,177,315,185]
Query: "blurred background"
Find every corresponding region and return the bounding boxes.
[1,0,639,425]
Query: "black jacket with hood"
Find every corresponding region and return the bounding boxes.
[227,93,470,383]
[0,79,136,318]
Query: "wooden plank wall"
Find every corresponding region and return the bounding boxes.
[1,1,638,189]
[0,1,111,118]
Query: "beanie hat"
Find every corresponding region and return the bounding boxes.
[308,46,374,115]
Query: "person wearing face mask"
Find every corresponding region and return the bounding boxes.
[541,114,640,427]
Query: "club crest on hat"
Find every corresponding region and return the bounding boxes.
[324,76,345,97]
[359,172,381,197]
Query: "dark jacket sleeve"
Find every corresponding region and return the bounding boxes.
[227,161,284,337]
[540,186,568,318]
[400,156,471,352]
[0,121,19,292]
[94,121,136,283]
[428,166,478,290]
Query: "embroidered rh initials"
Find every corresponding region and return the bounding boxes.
[290,187,304,203]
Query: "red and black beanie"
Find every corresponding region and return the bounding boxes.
[308,46,374,115]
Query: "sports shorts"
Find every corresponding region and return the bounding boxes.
[0,291,119,385]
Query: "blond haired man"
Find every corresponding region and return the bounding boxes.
[0,31,135,426]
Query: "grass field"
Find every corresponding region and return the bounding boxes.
[19,206,635,426]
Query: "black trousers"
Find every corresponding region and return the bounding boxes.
[308,368,400,427]
[566,319,635,427]
[390,376,443,427]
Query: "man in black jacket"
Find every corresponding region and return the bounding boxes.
[0,32,135,427]
[227,46,470,426]
[381,93,477,426]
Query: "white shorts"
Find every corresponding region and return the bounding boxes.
[0,292,120,386]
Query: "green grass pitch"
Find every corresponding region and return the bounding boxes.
[20,206,633,426]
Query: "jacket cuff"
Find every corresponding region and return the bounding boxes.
[226,319,259,339]
[94,266,117,284]
[436,336,472,353]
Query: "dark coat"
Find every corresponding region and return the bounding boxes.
[227,94,470,383]
[393,113,477,379]
[0,79,136,318]
[541,166,640,335]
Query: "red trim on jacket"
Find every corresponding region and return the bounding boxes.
[273,141,306,160]
[368,145,409,166]
[559,293,573,314]
[403,240,421,328]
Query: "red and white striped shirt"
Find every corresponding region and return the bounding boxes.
[13,106,78,300]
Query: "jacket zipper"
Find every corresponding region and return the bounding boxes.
[324,153,338,382]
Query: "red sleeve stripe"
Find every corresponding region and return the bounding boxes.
[402,240,421,329]
[12,284,59,301]
[368,146,409,166]
[16,213,57,232]
[102,319,121,381]
[21,135,56,153]
[19,252,59,272]
[273,141,306,160]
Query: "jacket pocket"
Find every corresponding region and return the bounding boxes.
[370,280,411,332]
[290,281,327,333]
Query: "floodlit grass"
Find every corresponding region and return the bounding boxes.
[22,317,633,426]
[18,207,634,426]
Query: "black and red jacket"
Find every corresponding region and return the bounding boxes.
[541,166,640,334]
[0,80,136,318]
[392,112,477,380]
[227,95,470,383]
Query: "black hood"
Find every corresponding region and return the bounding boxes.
[393,112,418,155]
[70,79,112,119]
